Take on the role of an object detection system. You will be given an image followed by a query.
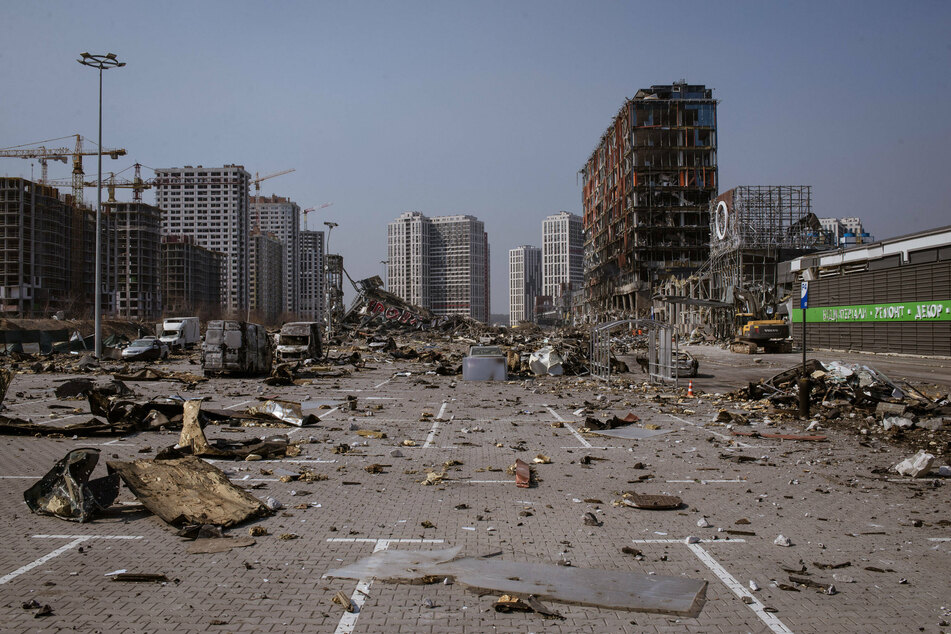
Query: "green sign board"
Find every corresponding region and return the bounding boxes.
[791,300,951,323]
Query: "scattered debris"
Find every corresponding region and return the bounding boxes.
[110,573,169,583]
[107,455,270,528]
[162,400,290,461]
[617,492,683,510]
[186,537,256,554]
[24,448,119,522]
[331,591,355,613]
[894,451,935,478]
[514,458,532,488]
[324,546,708,616]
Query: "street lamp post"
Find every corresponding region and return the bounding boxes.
[77,52,124,359]
[380,260,387,288]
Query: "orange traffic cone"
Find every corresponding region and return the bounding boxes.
[687,380,694,397]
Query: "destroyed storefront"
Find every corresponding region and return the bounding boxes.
[782,225,951,356]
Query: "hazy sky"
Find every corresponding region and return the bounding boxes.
[2,1,949,312]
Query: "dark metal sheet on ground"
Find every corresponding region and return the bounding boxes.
[324,546,706,616]
[24,448,119,522]
[107,455,269,528]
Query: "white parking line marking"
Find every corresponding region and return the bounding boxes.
[326,537,443,634]
[1,537,88,585]
[2,535,144,586]
[546,406,591,448]
[225,399,255,410]
[373,378,392,390]
[928,537,951,542]
[632,538,746,544]
[467,480,515,484]
[436,401,449,422]
[5,397,57,408]
[423,401,447,449]
[687,542,795,634]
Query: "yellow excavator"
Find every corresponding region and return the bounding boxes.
[729,287,792,354]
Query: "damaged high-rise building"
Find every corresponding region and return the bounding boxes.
[580,82,717,317]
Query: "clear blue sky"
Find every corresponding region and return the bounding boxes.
[2,1,949,312]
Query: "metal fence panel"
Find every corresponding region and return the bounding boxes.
[590,319,674,384]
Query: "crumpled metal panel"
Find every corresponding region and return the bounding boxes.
[24,448,119,522]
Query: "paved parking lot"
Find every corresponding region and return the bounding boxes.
[1,352,949,633]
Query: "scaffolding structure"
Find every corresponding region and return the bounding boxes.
[708,185,824,337]
[580,82,717,319]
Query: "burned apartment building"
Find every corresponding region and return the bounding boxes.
[580,82,717,318]
[107,202,162,320]
[387,212,490,322]
[160,234,221,317]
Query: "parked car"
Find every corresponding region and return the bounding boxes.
[122,338,169,361]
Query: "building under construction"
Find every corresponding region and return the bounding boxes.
[107,202,161,321]
[707,185,827,336]
[0,177,122,318]
[160,234,221,318]
[580,82,717,318]
[249,230,284,324]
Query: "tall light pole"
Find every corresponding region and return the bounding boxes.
[380,259,387,288]
[78,52,124,359]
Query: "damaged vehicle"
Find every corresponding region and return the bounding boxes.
[202,320,272,376]
[675,350,699,378]
[276,321,322,363]
[121,337,169,361]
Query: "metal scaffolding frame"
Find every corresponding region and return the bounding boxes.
[708,185,823,337]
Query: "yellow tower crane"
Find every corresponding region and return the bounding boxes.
[0,134,126,203]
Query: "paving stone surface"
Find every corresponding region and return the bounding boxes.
[0,349,949,633]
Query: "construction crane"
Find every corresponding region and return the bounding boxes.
[302,202,333,229]
[252,169,294,192]
[46,163,149,203]
[49,165,294,205]
[0,134,126,203]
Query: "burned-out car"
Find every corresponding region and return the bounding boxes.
[675,350,699,378]
[276,321,322,363]
[121,337,169,361]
